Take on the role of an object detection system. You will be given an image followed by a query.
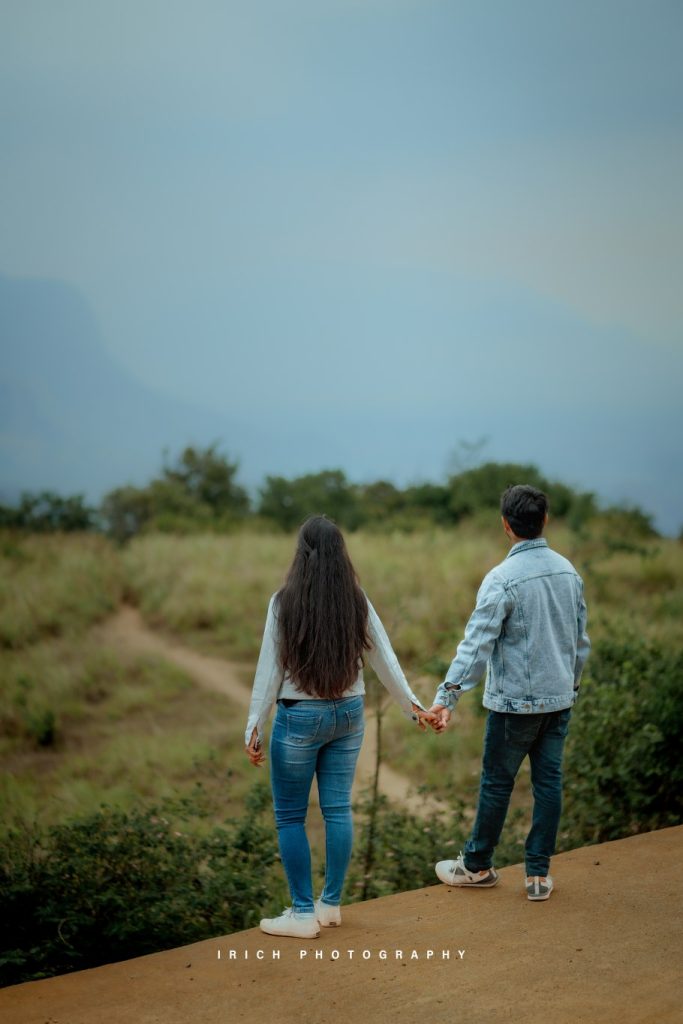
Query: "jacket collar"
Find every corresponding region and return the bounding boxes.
[506,537,548,559]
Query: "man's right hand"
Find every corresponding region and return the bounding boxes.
[426,704,451,732]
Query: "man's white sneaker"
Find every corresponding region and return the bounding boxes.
[526,875,554,901]
[435,852,499,887]
[259,906,320,938]
[315,897,342,927]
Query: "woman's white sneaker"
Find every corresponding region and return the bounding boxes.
[259,906,320,938]
[315,897,342,927]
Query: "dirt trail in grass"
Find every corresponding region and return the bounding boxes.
[98,605,449,819]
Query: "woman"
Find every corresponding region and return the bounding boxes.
[244,514,435,939]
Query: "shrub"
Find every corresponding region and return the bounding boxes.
[99,443,250,542]
[346,786,528,902]
[22,706,57,747]
[346,788,467,901]
[0,492,96,532]
[562,637,683,845]
[258,469,362,531]
[0,781,283,986]
[445,462,598,528]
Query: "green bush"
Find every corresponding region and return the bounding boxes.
[347,788,465,901]
[346,786,527,902]
[100,443,250,542]
[562,636,683,845]
[2,674,59,747]
[0,781,283,986]
[21,706,57,747]
[258,469,362,531]
[445,462,598,528]
[0,491,96,532]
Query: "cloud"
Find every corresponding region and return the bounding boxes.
[1,0,681,531]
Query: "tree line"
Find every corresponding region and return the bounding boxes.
[0,441,658,541]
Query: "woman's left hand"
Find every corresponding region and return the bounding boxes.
[245,727,266,766]
[411,703,439,732]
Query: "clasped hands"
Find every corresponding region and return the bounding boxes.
[245,701,452,765]
[411,702,451,734]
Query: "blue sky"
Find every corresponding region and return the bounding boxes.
[2,1,682,530]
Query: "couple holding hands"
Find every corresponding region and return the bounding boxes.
[244,485,590,937]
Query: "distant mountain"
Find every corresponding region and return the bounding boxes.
[0,274,265,505]
[1,272,681,535]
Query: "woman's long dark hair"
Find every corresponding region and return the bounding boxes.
[275,515,371,698]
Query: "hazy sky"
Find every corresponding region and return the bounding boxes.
[2,1,682,528]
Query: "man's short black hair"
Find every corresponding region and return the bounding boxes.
[500,484,548,539]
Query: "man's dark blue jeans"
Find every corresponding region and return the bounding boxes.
[464,707,572,877]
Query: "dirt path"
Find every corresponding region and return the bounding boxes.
[98,606,449,819]
[3,825,680,1024]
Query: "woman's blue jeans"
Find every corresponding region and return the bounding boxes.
[464,707,572,877]
[269,694,365,913]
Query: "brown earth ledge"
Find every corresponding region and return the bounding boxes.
[1,825,681,1024]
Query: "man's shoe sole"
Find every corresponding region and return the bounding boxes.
[527,889,552,901]
[436,867,499,887]
[526,878,553,901]
[447,877,499,887]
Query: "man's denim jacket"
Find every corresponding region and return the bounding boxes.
[433,538,591,715]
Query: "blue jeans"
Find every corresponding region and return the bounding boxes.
[464,707,572,877]
[269,695,365,913]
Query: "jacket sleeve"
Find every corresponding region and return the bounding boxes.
[574,577,591,688]
[365,597,428,721]
[432,570,513,712]
[244,594,284,747]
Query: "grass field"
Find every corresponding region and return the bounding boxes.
[2,520,682,844]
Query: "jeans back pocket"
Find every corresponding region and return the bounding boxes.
[504,712,542,748]
[344,701,365,736]
[285,707,324,744]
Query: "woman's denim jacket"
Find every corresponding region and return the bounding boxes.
[433,538,591,715]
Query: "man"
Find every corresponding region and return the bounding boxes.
[428,484,591,901]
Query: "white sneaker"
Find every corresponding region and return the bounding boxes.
[259,906,320,938]
[526,875,554,901]
[315,897,341,927]
[435,851,499,887]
